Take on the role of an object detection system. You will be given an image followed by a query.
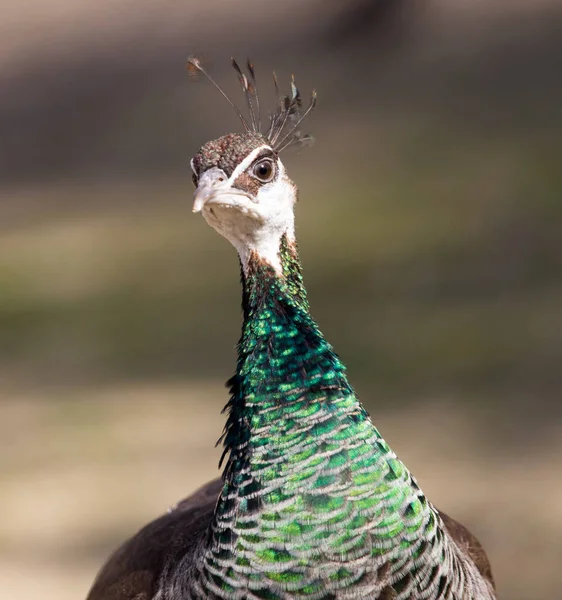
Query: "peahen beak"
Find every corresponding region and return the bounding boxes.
[192,167,229,213]
[192,167,258,221]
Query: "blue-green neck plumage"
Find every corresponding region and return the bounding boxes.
[222,233,358,482]
[195,234,492,600]
[203,234,420,595]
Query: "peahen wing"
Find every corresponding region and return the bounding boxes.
[86,478,222,600]
[439,510,496,591]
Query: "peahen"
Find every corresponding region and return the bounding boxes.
[87,59,496,600]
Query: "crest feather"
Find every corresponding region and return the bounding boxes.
[187,56,316,152]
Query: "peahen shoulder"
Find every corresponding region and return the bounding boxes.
[87,479,494,600]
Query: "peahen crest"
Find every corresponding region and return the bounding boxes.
[187,57,316,152]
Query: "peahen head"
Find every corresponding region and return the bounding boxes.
[188,57,316,274]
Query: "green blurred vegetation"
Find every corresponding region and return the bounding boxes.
[1,115,560,414]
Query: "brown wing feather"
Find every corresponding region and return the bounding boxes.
[86,478,222,600]
[438,509,496,590]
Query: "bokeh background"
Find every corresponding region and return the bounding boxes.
[1,1,561,598]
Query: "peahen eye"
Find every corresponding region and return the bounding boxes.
[252,159,275,183]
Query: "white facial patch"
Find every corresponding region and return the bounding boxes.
[194,146,297,275]
[226,145,271,185]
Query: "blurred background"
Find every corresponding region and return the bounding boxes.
[1,1,561,598]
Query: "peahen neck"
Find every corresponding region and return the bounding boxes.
[194,234,493,600]
[221,233,359,479]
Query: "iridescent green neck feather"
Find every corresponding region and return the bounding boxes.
[182,235,494,600]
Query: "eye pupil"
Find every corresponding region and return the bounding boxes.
[253,159,274,182]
